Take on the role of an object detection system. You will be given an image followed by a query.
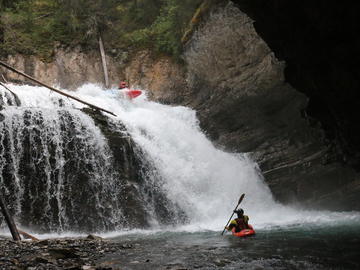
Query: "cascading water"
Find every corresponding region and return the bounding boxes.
[0,85,184,233]
[0,83,359,235]
[0,87,127,232]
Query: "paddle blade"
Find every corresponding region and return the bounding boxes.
[238,193,245,204]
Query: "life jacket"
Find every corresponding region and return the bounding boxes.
[119,81,128,89]
[234,215,249,232]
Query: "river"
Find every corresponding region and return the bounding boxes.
[100,223,360,269]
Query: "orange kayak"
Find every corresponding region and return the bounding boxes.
[231,224,256,237]
[121,90,142,99]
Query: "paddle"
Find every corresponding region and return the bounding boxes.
[221,193,245,235]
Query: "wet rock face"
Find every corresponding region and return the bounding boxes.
[181,3,360,210]
[184,3,301,146]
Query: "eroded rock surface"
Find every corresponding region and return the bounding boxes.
[181,3,359,210]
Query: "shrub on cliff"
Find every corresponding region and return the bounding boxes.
[151,0,202,57]
[0,0,203,59]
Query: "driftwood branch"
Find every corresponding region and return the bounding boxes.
[0,192,21,241]
[1,73,8,83]
[0,61,116,116]
[0,81,16,96]
[0,82,21,106]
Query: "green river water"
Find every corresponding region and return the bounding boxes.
[98,223,360,270]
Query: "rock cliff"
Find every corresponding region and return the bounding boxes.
[1,47,120,89]
[180,2,359,210]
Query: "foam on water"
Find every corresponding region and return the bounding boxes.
[1,83,360,237]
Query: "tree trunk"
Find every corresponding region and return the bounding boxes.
[99,36,109,88]
[0,192,21,241]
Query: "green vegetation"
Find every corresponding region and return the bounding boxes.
[0,0,205,60]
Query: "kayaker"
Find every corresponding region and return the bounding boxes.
[226,208,250,232]
[118,81,128,89]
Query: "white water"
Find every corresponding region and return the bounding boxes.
[1,83,359,237]
[0,85,124,232]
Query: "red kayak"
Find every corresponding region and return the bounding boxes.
[122,89,142,99]
[231,224,256,237]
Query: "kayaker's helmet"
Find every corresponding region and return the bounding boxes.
[234,208,244,217]
[119,81,128,89]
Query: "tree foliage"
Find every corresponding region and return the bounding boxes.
[0,0,205,59]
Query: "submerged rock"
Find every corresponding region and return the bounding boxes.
[87,234,103,241]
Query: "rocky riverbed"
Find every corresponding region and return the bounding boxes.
[0,236,133,270]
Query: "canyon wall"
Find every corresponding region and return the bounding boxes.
[1,1,359,211]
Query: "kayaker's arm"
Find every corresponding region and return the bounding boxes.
[244,215,249,224]
[226,221,237,231]
[244,215,250,229]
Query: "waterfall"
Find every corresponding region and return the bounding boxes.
[0,84,358,234]
[0,85,183,232]
[0,90,125,232]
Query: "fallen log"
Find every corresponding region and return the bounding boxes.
[18,229,39,241]
[0,192,21,241]
[0,61,116,117]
